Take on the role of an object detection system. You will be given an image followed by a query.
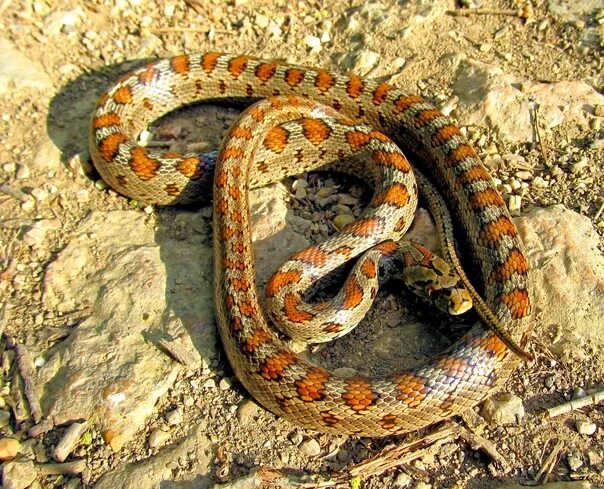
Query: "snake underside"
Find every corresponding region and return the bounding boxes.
[89,52,532,436]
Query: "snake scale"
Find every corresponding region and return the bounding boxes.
[89,52,532,436]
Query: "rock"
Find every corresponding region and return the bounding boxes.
[351,49,380,76]
[567,452,583,471]
[0,437,20,461]
[148,428,170,449]
[452,58,604,142]
[394,472,413,487]
[575,419,597,436]
[0,38,52,94]
[236,399,262,425]
[515,206,604,364]
[42,7,84,35]
[299,438,321,457]
[2,460,37,489]
[0,410,10,428]
[481,393,525,425]
[96,422,211,489]
[165,409,183,426]
[33,139,62,172]
[333,214,355,230]
[38,211,211,452]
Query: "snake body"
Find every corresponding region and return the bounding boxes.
[90,52,531,436]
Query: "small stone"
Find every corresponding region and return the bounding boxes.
[289,432,303,446]
[515,170,532,180]
[594,104,604,117]
[292,178,308,190]
[15,164,30,180]
[2,162,16,174]
[570,157,589,173]
[532,176,548,188]
[544,375,555,388]
[333,214,355,230]
[33,356,45,367]
[337,194,358,206]
[166,409,183,426]
[303,35,321,49]
[183,395,194,407]
[575,419,597,436]
[352,49,380,75]
[481,393,525,425]
[567,453,583,471]
[237,399,262,424]
[479,43,492,52]
[572,387,587,399]
[2,460,36,489]
[31,188,48,201]
[76,189,90,202]
[508,195,522,217]
[148,428,170,448]
[336,449,349,462]
[0,437,20,461]
[95,179,108,190]
[394,472,413,487]
[0,411,10,428]
[203,378,216,389]
[299,438,321,457]
[219,377,232,390]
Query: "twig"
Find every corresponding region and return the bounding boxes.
[546,389,604,418]
[534,439,563,483]
[36,459,88,476]
[448,6,533,19]
[594,200,604,221]
[53,421,89,462]
[28,418,55,438]
[14,343,43,423]
[458,429,510,473]
[533,104,551,168]
[347,424,461,479]
[0,183,32,203]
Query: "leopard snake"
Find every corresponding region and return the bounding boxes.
[89,52,532,436]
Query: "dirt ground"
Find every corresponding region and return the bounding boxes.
[1,0,604,488]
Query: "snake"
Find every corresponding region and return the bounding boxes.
[89,52,532,436]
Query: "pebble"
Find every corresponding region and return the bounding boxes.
[394,472,413,487]
[166,409,183,426]
[352,49,380,75]
[2,162,16,174]
[219,377,232,390]
[148,428,170,449]
[532,176,548,188]
[15,164,30,180]
[303,35,321,49]
[237,399,262,424]
[570,157,589,173]
[544,375,555,388]
[31,188,49,201]
[594,104,604,117]
[294,188,307,199]
[575,419,597,436]
[289,432,303,446]
[183,395,194,407]
[0,411,10,428]
[2,460,36,489]
[515,170,532,180]
[0,437,20,461]
[333,214,355,230]
[481,393,525,425]
[299,438,321,457]
[337,194,358,206]
[508,195,522,217]
[567,452,583,471]
[292,178,308,190]
[203,378,216,389]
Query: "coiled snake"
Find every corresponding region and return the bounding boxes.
[89,52,532,436]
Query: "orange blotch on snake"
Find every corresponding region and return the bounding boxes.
[229,185,242,200]
[346,75,364,99]
[98,133,128,162]
[314,70,336,93]
[371,182,410,208]
[301,118,331,146]
[372,150,411,173]
[455,165,491,189]
[229,126,253,140]
[342,378,376,412]
[259,351,298,380]
[395,374,428,407]
[255,63,277,83]
[164,183,180,196]
[333,245,353,258]
[230,239,247,255]
[322,322,344,333]
[432,124,461,146]
[223,257,246,272]
[238,300,257,317]
[342,216,384,238]
[283,293,314,323]
[201,52,221,73]
[219,145,245,162]
[479,216,517,247]
[295,367,329,401]
[284,68,305,87]
[393,94,424,113]
[263,126,290,153]
[444,144,478,168]
[215,197,228,215]
[92,113,122,129]
[229,277,250,292]
[345,131,372,151]
[372,82,391,105]
[176,156,202,180]
[360,258,377,279]
[414,109,442,126]
[342,276,364,310]
[490,249,529,282]
[374,241,399,255]
[468,188,504,211]
[215,170,228,188]
[379,414,399,430]
[228,55,250,78]
[243,327,271,353]
[138,66,158,85]
[171,55,190,75]
[292,245,329,268]
[112,86,132,104]
[498,288,531,319]
[129,147,161,181]
[266,270,302,297]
